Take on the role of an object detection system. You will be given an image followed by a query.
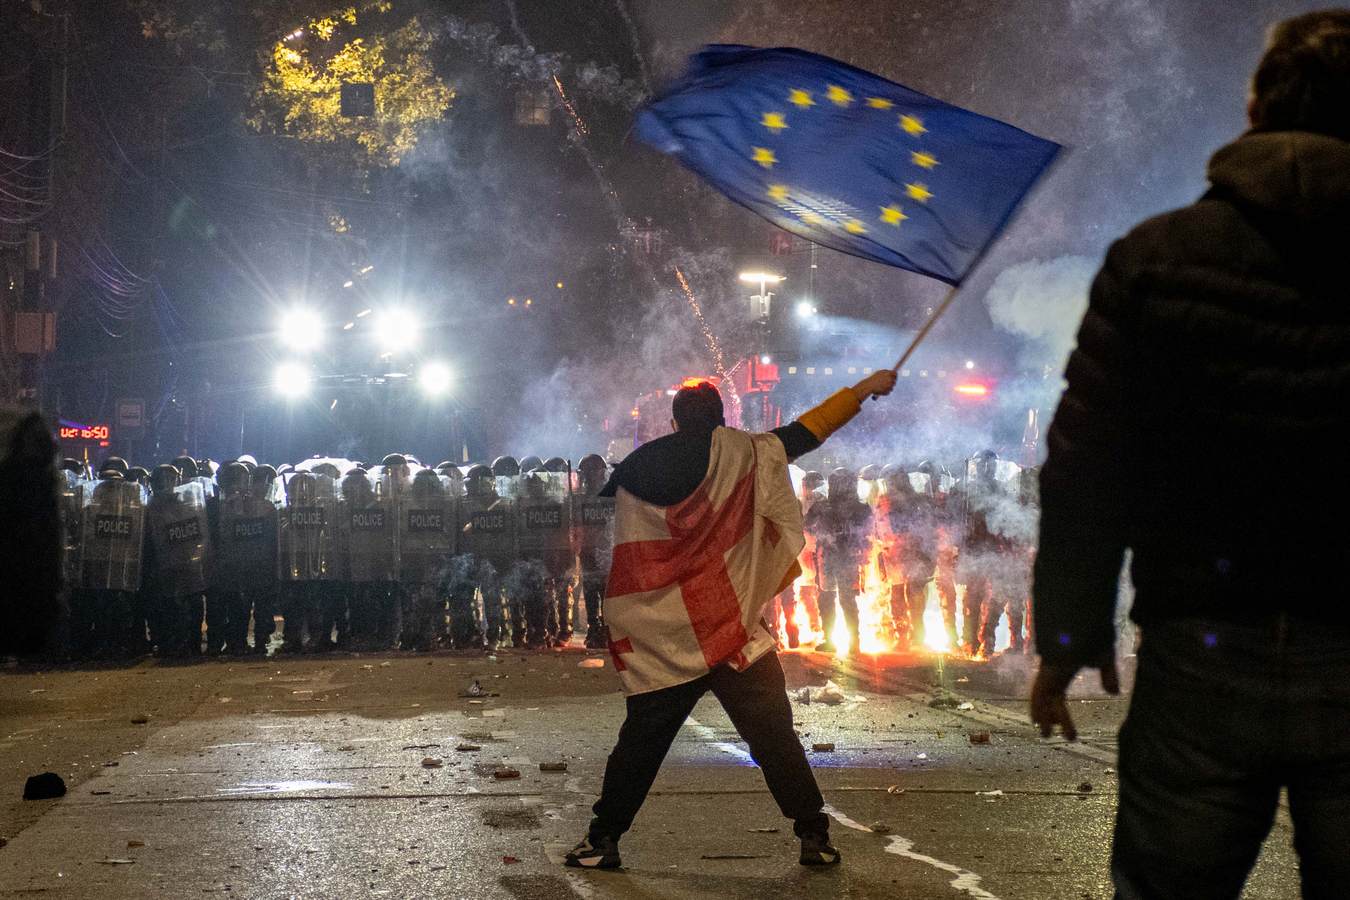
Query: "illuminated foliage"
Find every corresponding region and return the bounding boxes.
[248,3,454,168]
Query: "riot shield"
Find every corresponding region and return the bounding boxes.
[280,473,339,581]
[572,480,614,580]
[515,471,571,577]
[79,478,145,592]
[399,473,454,585]
[59,472,83,590]
[460,480,516,574]
[343,472,397,583]
[217,489,280,593]
[146,481,209,597]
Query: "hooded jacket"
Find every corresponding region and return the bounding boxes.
[1033,131,1350,666]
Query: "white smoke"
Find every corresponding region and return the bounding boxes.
[983,255,1097,375]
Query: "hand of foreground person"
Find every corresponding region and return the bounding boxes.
[852,369,898,401]
[1029,652,1121,741]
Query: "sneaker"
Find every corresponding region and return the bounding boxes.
[799,833,841,866]
[814,640,836,655]
[564,834,621,870]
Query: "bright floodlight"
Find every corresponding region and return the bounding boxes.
[796,300,818,318]
[739,271,784,284]
[419,361,453,396]
[373,308,420,354]
[965,360,976,370]
[759,354,773,365]
[279,309,323,352]
[273,362,312,399]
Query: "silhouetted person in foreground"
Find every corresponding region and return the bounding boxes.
[1031,11,1350,899]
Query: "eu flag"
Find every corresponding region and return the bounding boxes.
[635,46,1061,286]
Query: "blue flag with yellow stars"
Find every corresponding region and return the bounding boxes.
[635,45,1061,286]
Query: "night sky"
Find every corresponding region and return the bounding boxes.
[0,0,1326,465]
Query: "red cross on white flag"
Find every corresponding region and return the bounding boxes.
[604,428,805,695]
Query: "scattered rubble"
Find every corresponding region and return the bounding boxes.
[493,767,521,780]
[539,762,567,773]
[578,658,605,668]
[969,731,992,745]
[421,758,443,769]
[811,742,836,752]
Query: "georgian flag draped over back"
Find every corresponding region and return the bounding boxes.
[605,428,806,695]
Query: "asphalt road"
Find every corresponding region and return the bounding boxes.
[0,648,1300,899]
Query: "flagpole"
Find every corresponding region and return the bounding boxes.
[889,284,960,372]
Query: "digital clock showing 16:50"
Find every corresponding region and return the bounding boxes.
[58,422,112,442]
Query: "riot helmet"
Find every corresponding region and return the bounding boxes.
[150,463,181,497]
[218,461,250,497]
[100,456,129,477]
[518,455,543,474]
[343,468,374,500]
[464,464,496,498]
[859,464,881,481]
[577,454,608,493]
[411,467,445,499]
[311,462,340,480]
[543,456,568,473]
[802,470,825,495]
[252,464,278,498]
[99,468,125,482]
[60,457,84,475]
[126,466,150,486]
[435,461,461,481]
[171,456,199,480]
[238,454,258,468]
[491,456,520,477]
[882,464,911,495]
[287,471,316,504]
[381,453,409,468]
[827,467,856,499]
[974,449,999,484]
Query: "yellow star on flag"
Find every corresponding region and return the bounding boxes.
[800,211,823,225]
[767,184,789,201]
[880,204,908,225]
[899,114,927,136]
[752,147,777,168]
[761,112,788,133]
[911,150,939,169]
[788,88,815,108]
[844,218,867,234]
[826,84,853,106]
[905,182,934,202]
[866,97,893,109]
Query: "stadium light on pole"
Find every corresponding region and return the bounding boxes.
[796,300,818,319]
[278,308,324,352]
[418,360,453,396]
[373,307,420,355]
[273,362,312,399]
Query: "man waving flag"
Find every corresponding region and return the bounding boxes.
[565,371,896,871]
[634,45,1060,285]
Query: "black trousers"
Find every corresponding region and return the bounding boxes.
[1113,615,1350,899]
[590,651,829,841]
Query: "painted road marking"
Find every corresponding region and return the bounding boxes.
[687,715,1002,900]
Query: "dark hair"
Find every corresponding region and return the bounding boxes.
[1251,10,1350,140]
[671,382,725,432]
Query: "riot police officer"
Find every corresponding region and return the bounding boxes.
[573,454,614,649]
[342,467,398,650]
[74,468,146,658]
[143,463,210,656]
[489,456,523,646]
[279,470,340,652]
[804,468,872,655]
[957,450,1016,657]
[215,462,281,655]
[514,460,571,648]
[399,467,454,650]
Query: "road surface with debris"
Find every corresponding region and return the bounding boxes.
[0,650,1299,899]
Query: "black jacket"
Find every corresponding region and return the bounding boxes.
[1033,131,1350,666]
[601,422,820,507]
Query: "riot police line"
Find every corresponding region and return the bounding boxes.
[55,452,615,659]
[775,451,1040,659]
[54,446,1037,662]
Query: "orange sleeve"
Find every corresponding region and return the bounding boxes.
[797,388,862,442]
